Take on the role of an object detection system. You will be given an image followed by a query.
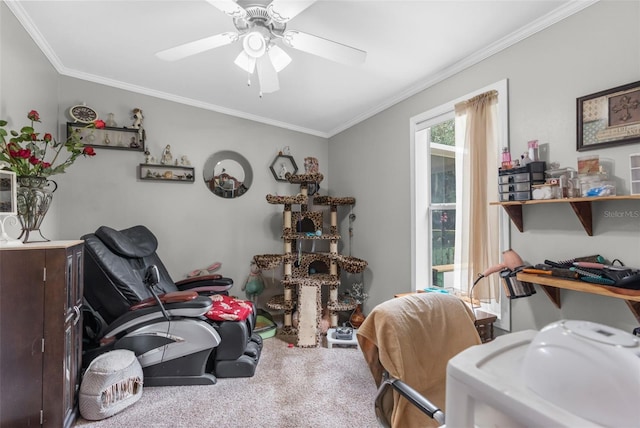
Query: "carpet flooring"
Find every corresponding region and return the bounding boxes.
[74,335,379,428]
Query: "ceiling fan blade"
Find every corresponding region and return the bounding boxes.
[205,0,248,19]
[282,30,366,66]
[156,32,239,61]
[267,0,316,23]
[256,55,279,94]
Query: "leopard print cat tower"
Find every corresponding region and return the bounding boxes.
[254,171,367,347]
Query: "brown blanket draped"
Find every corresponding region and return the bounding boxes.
[357,293,481,427]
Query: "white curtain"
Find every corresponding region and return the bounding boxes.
[453,90,501,301]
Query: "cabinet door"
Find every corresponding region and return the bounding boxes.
[0,249,46,427]
[42,244,83,428]
[65,246,83,428]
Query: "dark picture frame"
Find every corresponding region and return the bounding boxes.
[577,81,640,151]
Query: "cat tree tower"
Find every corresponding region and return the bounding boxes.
[254,171,367,347]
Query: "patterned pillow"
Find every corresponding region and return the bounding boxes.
[206,294,253,321]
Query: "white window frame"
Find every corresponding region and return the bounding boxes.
[409,79,511,331]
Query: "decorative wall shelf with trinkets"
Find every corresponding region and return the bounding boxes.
[138,164,195,182]
[67,122,145,152]
[269,153,298,182]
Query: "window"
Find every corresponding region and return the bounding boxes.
[410,80,511,330]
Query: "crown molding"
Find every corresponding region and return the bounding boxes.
[62,68,330,138]
[6,0,598,139]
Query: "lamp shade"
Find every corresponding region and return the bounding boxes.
[243,31,267,58]
[268,44,291,72]
[234,51,256,73]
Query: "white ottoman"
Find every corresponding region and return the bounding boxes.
[79,350,143,421]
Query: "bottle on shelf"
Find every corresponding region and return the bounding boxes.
[501,147,512,169]
[528,140,539,161]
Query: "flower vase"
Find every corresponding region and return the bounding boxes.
[350,304,366,329]
[16,176,57,243]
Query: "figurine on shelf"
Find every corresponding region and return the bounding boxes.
[130,108,144,129]
[278,162,289,179]
[180,155,191,166]
[160,145,173,165]
[105,113,117,127]
[304,157,319,174]
[144,150,152,164]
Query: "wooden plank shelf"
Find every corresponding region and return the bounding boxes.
[491,195,640,235]
[517,272,640,323]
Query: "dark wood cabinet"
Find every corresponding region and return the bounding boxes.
[0,241,84,428]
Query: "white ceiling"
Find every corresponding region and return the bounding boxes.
[7,0,595,137]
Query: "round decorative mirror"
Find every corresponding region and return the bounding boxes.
[203,151,253,198]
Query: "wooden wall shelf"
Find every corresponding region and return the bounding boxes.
[491,195,640,236]
[517,272,640,323]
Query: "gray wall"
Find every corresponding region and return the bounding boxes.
[3,1,639,332]
[329,0,640,333]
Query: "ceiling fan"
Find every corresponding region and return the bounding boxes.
[156,0,367,95]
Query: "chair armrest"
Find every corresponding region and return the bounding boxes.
[176,275,233,292]
[177,273,222,283]
[130,291,199,311]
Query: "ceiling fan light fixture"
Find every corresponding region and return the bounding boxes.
[268,44,292,72]
[234,51,256,73]
[243,31,267,58]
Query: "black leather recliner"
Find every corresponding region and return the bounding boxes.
[81,225,262,383]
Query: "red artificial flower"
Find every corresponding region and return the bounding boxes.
[27,110,40,122]
[1,110,98,177]
[17,148,31,159]
[7,142,19,157]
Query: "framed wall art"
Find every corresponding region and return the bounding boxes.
[577,80,640,151]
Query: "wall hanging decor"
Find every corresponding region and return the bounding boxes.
[270,150,298,182]
[203,150,253,198]
[577,80,640,151]
[67,122,144,151]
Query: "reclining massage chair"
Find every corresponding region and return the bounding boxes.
[81,225,262,386]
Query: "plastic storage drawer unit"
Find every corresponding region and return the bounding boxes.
[497,161,546,202]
